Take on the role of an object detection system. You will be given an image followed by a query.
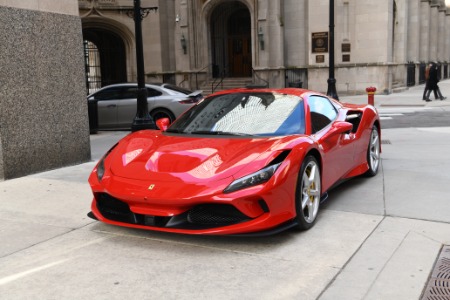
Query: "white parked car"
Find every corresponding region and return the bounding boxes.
[87,83,203,130]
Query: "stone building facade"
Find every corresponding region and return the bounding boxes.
[79,0,450,95]
[0,0,91,179]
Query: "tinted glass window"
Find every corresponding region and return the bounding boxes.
[121,87,138,99]
[168,92,305,136]
[147,88,163,97]
[94,87,122,100]
[309,95,337,133]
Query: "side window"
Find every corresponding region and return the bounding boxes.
[121,87,139,99]
[94,87,122,101]
[147,88,163,97]
[308,95,337,133]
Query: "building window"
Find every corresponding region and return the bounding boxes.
[84,40,102,95]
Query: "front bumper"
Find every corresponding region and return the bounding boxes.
[88,154,300,235]
[89,191,295,235]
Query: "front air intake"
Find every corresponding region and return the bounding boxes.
[187,204,250,225]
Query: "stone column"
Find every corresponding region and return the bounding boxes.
[256,0,269,67]
[0,0,90,179]
[174,0,190,74]
[419,0,431,62]
[407,0,421,62]
[267,0,284,68]
[437,4,446,61]
[283,0,307,67]
[429,3,439,61]
[257,0,282,87]
[446,9,450,61]
[393,0,409,63]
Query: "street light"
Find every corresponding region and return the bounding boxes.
[327,0,339,100]
[130,0,158,131]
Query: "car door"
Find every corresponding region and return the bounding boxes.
[116,86,160,127]
[116,86,138,128]
[146,86,162,111]
[308,95,355,190]
[92,87,121,129]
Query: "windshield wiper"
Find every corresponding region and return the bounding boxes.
[165,128,184,133]
[190,130,252,136]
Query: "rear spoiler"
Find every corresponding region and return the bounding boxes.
[188,90,203,97]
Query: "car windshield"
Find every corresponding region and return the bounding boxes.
[167,92,305,136]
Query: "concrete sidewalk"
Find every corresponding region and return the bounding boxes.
[0,82,450,299]
[340,78,450,108]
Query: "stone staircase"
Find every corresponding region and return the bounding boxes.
[200,77,253,95]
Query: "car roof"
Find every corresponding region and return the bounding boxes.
[95,83,164,88]
[88,82,190,97]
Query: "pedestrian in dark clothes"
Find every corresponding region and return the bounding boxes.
[425,62,446,101]
[422,63,437,100]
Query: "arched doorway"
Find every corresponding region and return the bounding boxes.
[82,28,127,94]
[210,1,252,78]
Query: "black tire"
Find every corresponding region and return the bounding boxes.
[151,108,176,123]
[364,126,380,177]
[295,155,321,230]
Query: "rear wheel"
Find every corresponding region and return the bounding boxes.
[365,126,380,177]
[151,108,176,123]
[295,156,321,230]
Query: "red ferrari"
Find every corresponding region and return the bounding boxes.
[88,88,381,235]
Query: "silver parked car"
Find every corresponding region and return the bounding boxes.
[87,83,203,130]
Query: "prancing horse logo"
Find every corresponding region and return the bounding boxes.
[148,184,155,190]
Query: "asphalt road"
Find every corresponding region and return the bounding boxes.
[380,105,450,128]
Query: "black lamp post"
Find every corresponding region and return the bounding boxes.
[327,0,339,100]
[130,0,158,131]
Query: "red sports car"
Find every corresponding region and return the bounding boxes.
[88,88,381,235]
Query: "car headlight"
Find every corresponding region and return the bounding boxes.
[224,163,281,194]
[96,157,106,182]
[96,142,118,182]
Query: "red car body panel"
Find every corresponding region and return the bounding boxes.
[88,88,381,235]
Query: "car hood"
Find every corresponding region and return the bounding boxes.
[108,131,295,183]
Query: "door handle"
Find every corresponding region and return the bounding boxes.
[107,104,117,108]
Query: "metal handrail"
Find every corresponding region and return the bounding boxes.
[178,75,187,87]
[212,70,226,93]
[194,63,214,90]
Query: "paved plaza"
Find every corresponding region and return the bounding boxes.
[1,81,450,299]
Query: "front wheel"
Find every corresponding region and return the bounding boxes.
[364,126,380,177]
[295,156,321,230]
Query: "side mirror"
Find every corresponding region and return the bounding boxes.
[332,121,353,134]
[321,121,353,140]
[156,118,170,131]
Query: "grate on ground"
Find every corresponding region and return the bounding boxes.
[421,245,450,300]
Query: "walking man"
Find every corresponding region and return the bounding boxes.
[425,62,446,101]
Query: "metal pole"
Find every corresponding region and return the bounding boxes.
[327,0,339,100]
[131,0,156,131]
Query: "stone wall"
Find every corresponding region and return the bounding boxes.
[0,1,90,180]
